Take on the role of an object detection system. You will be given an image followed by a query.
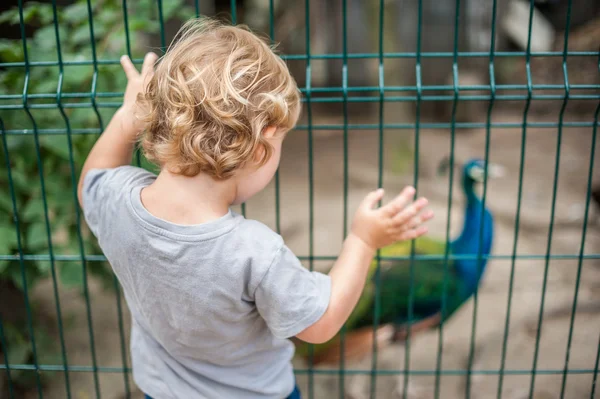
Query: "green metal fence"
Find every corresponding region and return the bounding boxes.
[0,0,599,398]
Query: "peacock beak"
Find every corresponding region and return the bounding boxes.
[487,163,506,178]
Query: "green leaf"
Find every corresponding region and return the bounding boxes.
[21,2,52,25]
[32,25,57,50]
[7,261,42,291]
[0,190,13,213]
[71,24,94,46]
[0,225,17,254]
[22,198,46,222]
[40,135,71,160]
[59,263,83,287]
[0,8,20,25]
[5,135,28,152]
[129,18,159,33]
[176,7,195,21]
[162,0,184,20]
[62,3,90,25]
[96,6,120,27]
[8,166,30,192]
[26,223,48,250]
[63,65,92,87]
[0,39,24,63]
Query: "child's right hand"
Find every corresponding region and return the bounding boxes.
[119,52,159,133]
[350,186,433,251]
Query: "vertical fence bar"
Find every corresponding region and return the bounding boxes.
[16,2,49,396]
[304,0,315,396]
[84,1,103,396]
[118,1,137,394]
[497,2,535,397]
[239,0,245,226]
[122,0,142,168]
[113,282,131,399]
[433,0,461,396]
[0,119,16,399]
[559,94,597,399]
[529,1,572,396]
[230,0,237,24]
[195,0,201,18]
[588,89,600,399]
[49,2,77,397]
[402,0,423,395]
[0,316,15,399]
[118,3,135,397]
[268,0,281,235]
[339,0,349,396]
[370,0,385,396]
[558,23,599,399]
[592,329,600,399]
[86,0,104,130]
[122,0,132,60]
[465,0,498,395]
[157,0,166,52]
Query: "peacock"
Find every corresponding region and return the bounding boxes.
[293,158,504,365]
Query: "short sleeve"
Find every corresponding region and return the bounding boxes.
[254,245,331,339]
[82,166,155,237]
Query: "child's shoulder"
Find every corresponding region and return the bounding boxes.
[233,216,285,257]
[85,165,155,188]
[235,217,283,244]
[83,165,155,200]
[82,165,155,213]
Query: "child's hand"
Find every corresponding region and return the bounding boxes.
[350,186,433,251]
[118,52,158,133]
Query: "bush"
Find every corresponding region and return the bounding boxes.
[0,0,191,392]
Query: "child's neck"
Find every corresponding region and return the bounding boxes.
[140,168,236,225]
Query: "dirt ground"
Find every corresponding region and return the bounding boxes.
[27,101,600,399]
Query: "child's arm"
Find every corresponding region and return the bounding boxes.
[295,186,432,344]
[77,53,157,207]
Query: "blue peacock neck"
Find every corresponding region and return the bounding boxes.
[451,173,494,295]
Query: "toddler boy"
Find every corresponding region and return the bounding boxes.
[78,18,433,399]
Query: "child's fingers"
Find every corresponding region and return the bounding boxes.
[394,209,434,232]
[395,225,428,242]
[360,188,385,211]
[120,55,138,79]
[141,52,158,77]
[380,186,415,217]
[391,197,429,226]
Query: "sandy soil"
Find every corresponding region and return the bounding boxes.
[26,101,600,399]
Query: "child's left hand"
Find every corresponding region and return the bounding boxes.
[118,52,158,133]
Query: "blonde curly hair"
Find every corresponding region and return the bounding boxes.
[137,18,301,179]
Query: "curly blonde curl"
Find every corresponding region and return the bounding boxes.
[137,17,301,179]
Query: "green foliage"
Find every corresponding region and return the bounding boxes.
[0,0,191,391]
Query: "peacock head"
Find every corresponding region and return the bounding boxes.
[437,158,505,203]
[463,159,506,183]
[437,157,506,184]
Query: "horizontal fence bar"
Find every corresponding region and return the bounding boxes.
[1,95,599,110]
[0,51,597,68]
[2,121,599,137]
[1,84,598,101]
[1,253,600,262]
[0,363,597,376]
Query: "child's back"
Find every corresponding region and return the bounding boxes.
[78,17,432,399]
[84,167,327,398]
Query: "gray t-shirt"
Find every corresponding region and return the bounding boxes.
[82,166,331,399]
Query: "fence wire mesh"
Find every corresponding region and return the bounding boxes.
[0,0,599,398]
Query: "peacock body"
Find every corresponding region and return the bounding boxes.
[294,159,498,364]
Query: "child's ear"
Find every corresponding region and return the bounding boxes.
[252,126,277,163]
[262,126,277,139]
